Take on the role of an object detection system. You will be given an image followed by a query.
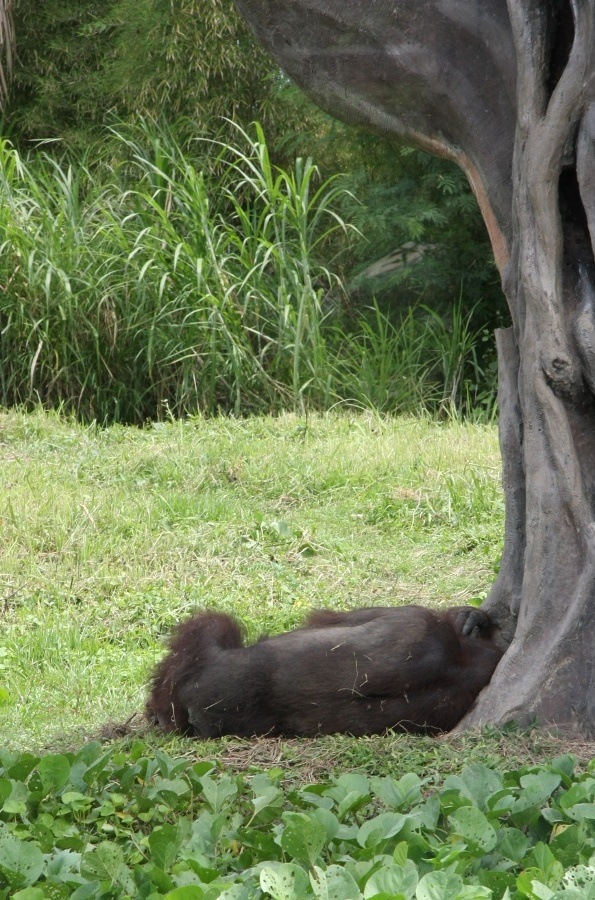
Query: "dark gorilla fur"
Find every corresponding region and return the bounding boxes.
[146,605,503,738]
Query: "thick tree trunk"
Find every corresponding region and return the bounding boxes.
[460,0,595,735]
[233,0,595,735]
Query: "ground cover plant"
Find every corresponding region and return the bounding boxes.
[2,741,595,899]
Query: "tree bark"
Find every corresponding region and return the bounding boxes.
[232,0,595,735]
[480,327,524,647]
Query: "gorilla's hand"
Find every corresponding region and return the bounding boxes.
[451,607,495,638]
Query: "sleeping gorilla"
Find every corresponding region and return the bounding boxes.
[146,605,503,738]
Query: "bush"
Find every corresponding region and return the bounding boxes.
[0,119,496,423]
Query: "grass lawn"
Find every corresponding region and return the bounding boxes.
[1,407,589,774]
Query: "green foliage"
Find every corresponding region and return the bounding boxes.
[105,0,272,129]
[0,120,496,424]
[5,0,273,148]
[338,147,501,314]
[0,744,594,897]
[5,0,116,145]
[3,2,507,416]
[332,300,494,418]
[0,121,346,420]
[270,84,507,337]
[0,0,14,109]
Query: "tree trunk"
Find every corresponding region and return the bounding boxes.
[479,327,524,648]
[461,0,595,734]
[232,0,595,735]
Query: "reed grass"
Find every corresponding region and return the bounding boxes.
[0,120,493,423]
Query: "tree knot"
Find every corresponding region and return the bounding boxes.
[541,353,581,398]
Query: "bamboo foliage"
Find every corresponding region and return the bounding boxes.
[0,0,14,106]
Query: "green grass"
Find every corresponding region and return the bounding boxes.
[0,407,506,754]
[3,409,595,900]
[4,407,589,779]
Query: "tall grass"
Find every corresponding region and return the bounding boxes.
[0,120,493,423]
[333,301,491,417]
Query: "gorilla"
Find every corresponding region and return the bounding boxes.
[146,605,503,738]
